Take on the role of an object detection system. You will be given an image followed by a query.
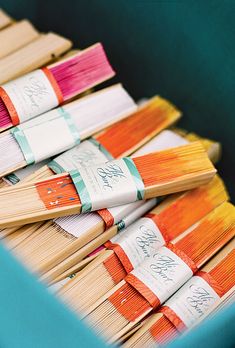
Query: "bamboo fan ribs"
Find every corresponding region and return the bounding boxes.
[0,9,12,30]
[0,127,221,189]
[0,98,182,277]
[1,128,183,189]
[57,176,228,315]
[39,164,225,284]
[83,202,235,342]
[0,20,39,59]
[9,200,157,276]
[0,142,216,228]
[0,33,72,85]
[125,238,235,348]
[0,42,115,130]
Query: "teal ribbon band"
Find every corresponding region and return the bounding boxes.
[4,173,20,185]
[122,157,145,200]
[11,127,35,165]
[48,160,65,174]
[117,220,126,231]
[69,169,92,213]
[59,108,80,146]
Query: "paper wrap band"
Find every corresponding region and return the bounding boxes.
[106,217,166,273]
[11,109,80,165]
[126,246,195,309]
[49,138,113,175]
[70,158,145,213]
[161,273,223,330]
[0,69,62,125]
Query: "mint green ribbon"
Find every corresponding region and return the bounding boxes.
[4,173,20,185]
[88,138,113,160]
[48,160,66,174]
[122,157,145,200]
[59,108,80,146]
[11,127,35,165]
[117,220,126,231]
[70,169,92,213]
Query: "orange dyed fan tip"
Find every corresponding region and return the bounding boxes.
[96,96,181,158]
[103,203,235,324]
[174,201,235,268]
[55,177,228,320]
[0,142,216,228]
[136,240,235,348]
[104,175,228,277]
[151,175,228,242]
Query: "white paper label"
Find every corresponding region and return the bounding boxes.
[78,159,139,210]
[131,247,193,303]
[2,69,59,123]
[51,140,109,172]
[114,217,165,268]
[165,276,220,327]
[18,114,77,163]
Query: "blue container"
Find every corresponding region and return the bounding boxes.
[0,1,234,347]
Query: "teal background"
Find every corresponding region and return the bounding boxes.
[0,243,108,348]
[1,0,234,200]
[0,1,234,347]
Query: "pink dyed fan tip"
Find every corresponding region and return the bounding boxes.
[49,42,116,99]
[0,43,115,129]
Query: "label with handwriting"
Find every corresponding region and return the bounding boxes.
[2,69,58,123]
[131,246,193,303]
[76,159,141,211]
[165,275,220,327]
[112,217,165,268]
[49,140,109,173]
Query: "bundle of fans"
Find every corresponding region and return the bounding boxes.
[0,11,234,347]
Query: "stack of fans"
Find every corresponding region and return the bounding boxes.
[0,9,234,347]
